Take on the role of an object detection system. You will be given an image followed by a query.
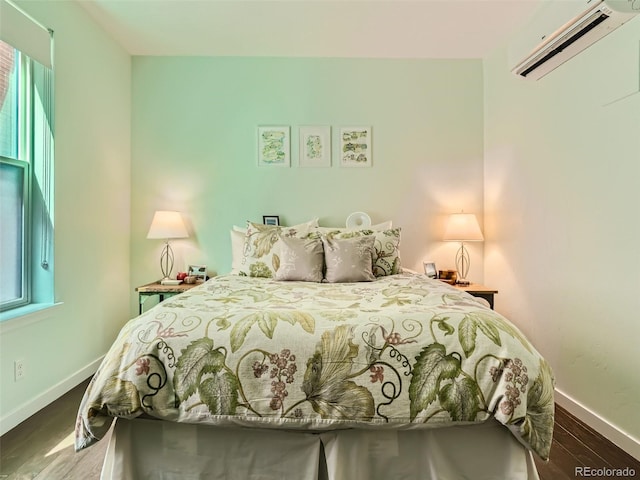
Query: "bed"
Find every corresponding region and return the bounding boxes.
[75,222,554,479]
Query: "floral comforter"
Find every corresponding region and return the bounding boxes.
[75,273,554,460]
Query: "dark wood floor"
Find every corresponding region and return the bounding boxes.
[1,378,638,479]
[534,406,640,479]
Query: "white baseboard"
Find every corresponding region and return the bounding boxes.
[555,388,640,461]
[0,356,104,437]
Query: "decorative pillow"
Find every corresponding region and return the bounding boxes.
[275,235,324,282]
[231,219,318,274]
[240,222,318,278]
[322,235,376,283]
[324,228,402,277]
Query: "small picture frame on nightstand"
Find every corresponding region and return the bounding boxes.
[423,261,437,278]
[187,264,207,282]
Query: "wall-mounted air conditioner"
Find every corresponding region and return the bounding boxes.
[509,0,639,80]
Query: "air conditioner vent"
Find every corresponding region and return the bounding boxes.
[519,12,610,77]
[509,0,638,80]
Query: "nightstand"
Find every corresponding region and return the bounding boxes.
[135,281,201,314]
[453,283,498,310]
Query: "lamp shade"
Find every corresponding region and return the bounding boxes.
[443,213,484,242]
[146,211,189,239]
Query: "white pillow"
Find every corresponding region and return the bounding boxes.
[368,220,393,231]
[230,229,246,274]
[315,220,392,234]
[235,218,318,233]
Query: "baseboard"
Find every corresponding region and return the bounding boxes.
[0,356,104,436]
[555,388,640,461]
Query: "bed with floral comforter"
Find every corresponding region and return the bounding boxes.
[75,273,554,460]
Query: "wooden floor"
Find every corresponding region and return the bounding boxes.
[1,378,638,479]
[534,406,640,480]
[0,378,109,480]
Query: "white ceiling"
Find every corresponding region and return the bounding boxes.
[77,0,544,59]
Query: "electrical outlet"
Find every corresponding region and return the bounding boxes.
[14,359,25,381]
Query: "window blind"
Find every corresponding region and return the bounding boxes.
[0,0,52,68]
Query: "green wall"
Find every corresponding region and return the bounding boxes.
[131,56,486,297]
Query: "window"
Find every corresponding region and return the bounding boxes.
[0,36,54,313]
[0,161,28,307]
[0,42,28,309]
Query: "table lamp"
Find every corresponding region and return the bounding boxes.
[443,212,484,285]
[147,211,189,283]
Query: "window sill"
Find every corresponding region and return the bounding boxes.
[0,302,63,332]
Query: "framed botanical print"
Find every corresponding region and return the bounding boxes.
[340,126,371,167]
[257,126,290,167]
[299,126,331,167]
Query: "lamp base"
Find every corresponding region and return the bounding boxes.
[160,278,182,285]
[454,242,475,287]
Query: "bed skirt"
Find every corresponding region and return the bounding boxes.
[101,418,540,480]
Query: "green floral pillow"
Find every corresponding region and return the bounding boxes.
[240,222,318,278]
[324,228,401,277]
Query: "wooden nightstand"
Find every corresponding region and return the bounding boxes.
[135,281,201,314]
[453,283,498,310]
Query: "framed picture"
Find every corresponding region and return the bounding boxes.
[299,126,331,167]
[257,126,290,167]
[263,215,280,226]
[340,126,372,167]
[439,269,457,285]
[423,261,437,278]
[187,264,208,282]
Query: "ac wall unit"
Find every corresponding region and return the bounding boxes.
[510,0,639,80]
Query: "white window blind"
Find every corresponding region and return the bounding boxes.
[0,0,52,68]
